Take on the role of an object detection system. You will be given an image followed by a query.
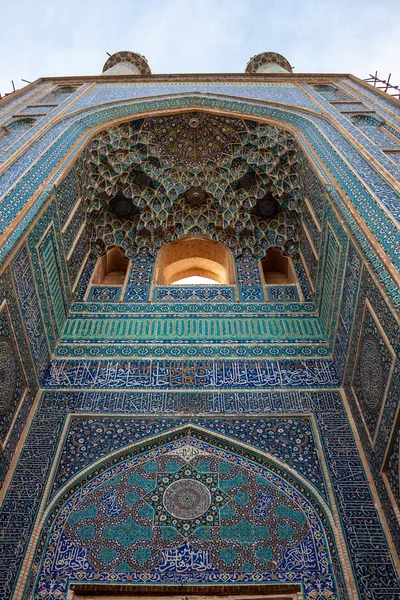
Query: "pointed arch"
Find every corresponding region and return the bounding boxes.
[21,423,356,600]
[153,238,236,286]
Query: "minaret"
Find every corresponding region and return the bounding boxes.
[245,52,292,73]
[102,51,151,75]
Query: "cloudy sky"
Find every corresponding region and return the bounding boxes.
[1,0,399,96]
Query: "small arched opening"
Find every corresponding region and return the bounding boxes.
[154,238,235,286]
[261,248,297,285]
[92,246,129,286]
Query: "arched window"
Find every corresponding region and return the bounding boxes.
[349,114,397,147]
[0,117,36,149]
[38,86,78,104]
[313,84,351,101]
[5,117,36,132]
[154,238,235,286]
[92,246,129,285]
[261,248,297,285]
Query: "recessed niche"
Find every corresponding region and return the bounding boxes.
[92,246,129,286]
[261,248,296,285]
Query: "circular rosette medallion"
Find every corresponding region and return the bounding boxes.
[163,479,211,520]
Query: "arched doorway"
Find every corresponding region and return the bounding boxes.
[153,238,235,286]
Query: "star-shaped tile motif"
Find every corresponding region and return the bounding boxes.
[144,464,229,538]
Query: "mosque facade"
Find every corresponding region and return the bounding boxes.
[0,51,399,600]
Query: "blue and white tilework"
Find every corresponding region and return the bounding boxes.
[87,285,122,303]
[153,286,236,303]
[267,285,300,302]
[1,71,400,600]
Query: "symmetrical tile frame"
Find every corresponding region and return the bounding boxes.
[0,74,399,600]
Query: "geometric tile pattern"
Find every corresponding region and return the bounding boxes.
[62,200,85,256]
[80,113,301,260]
[55,167,80,229]
[383,419,400,514]
[333,242,362,383]
[352,306,394,440]
[73,258,95,301]
[53,343,330,360]
[267,285,300,302]
[0,73,400,600]
[69,301,317,315]
[0,304,26,443]
[319,229,340,335]
[51,416,327,500]
[2,390,399,600]
[235,249,263,286]
[123,248,154,302]
[0,93,397,310]
[344,264,400,554]
[294,260,314,302]
[11,244,50,381]
[153,286,236,303]
[60,315,326,344]
[39,228,67,335]
[301,200,321,256]
[238,285,264,302]
[67,231,88,287]
[34,432,337,598]
[87,285,121,302]
[300,225,318,286]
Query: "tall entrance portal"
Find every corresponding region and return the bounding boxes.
[0,51,399,600]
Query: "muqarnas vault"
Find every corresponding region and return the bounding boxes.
[0,50,399,600]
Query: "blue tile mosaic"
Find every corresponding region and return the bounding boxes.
[55,167,80,228]
[66,81,320,114]
[0,73,400,600]
[153,286,236,303]
[73,258,95,301]
[344,266,400,551]
[0,304,27,444]
[43,358,339,389]
[33,429,337,598]
[67,231,89,287]
[0,93,398,313]
[383,417,400,514]
[294,260,314,302]
[235,249,263,286]
[352,306,395,440]
[70,301,317,315]
[39,227,68,335]
[27,202,71,344]
[267,285,300,302]
[301,201,321,256]
[60,314,325,344]
[87,286,122,303]
[341,78,400,119]
[11,244,50,380]
[302,82,400,181]
[54,342,330,360]
[300,225,317,285]
[238,285,264,302]
[62,201,85,256]
[333,242,362,382]
[124,285,149,302]
[1,389,399,600]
